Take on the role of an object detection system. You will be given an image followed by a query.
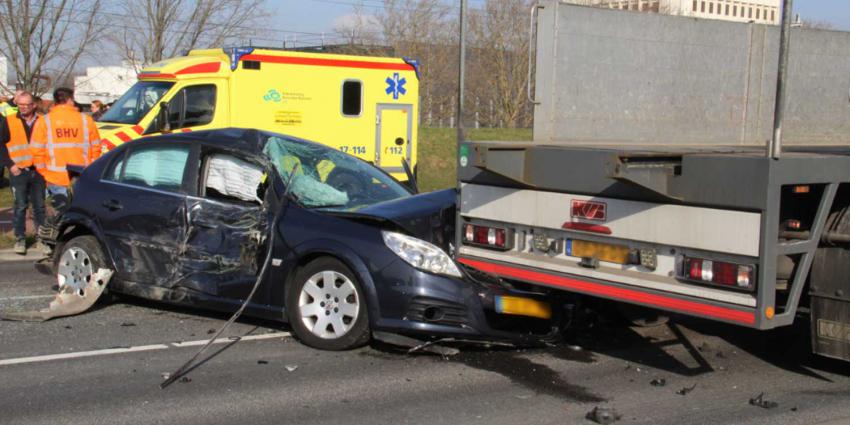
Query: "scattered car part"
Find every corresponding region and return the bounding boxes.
[676,384,697,395]
[650,378,666,387]
[585,406,621,425]
[0,268,113,321]
[749,393,779,409]
[372,331,461,356]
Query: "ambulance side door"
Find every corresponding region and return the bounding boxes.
[146,81,228,134]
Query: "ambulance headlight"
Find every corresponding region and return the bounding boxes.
[382,231,462,278]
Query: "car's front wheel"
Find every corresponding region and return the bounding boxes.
[55,235,107,296]
[286,257,370,350]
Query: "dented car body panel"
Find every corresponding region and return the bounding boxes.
[46,129,554,341]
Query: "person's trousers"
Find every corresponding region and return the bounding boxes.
[10,167,46,240]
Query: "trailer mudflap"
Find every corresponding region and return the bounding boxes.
[810,228,850,361]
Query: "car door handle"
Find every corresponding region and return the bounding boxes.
[101,199,123,211]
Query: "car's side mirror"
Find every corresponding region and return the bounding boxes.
[157,101,171,133]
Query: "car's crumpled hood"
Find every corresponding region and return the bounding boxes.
[332,188,457,250]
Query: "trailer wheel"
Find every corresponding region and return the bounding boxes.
[618,304,670,327]
[286,257,370,350]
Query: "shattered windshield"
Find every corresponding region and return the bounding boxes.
[99,81,174,124]
[262,134,411,210]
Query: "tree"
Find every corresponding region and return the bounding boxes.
[111,0,267,68]
[332,1,381,46]
[468,0,534,128]
[0,0,101,95]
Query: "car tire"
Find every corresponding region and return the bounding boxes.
[286,257,370,350]
[55,235,109,298]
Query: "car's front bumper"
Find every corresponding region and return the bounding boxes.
[370,260,561,345]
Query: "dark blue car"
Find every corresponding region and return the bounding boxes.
[47,128,553,350]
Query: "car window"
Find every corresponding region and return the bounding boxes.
[203,153,264,205]
[111,144,190,193]
[262,134,410,210]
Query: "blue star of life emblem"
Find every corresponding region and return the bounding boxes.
[385,73,407,100]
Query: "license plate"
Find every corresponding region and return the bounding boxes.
[566,239,631,264]
[495,296,552,319]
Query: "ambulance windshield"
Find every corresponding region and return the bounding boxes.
[99,81,174,125]
[262,134,411,210]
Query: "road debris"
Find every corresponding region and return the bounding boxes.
[0,268,113,321]
[285,365,298,372]
[650,378,666,387]
[749,393,778,409]
[257,360,269,365]
[180,376,192,383]
[586,406,621,424]
[676,384,697,395]
[120,322,136,327]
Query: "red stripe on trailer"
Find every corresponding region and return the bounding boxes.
[458,257,756,325]
[240,54,415,71]
[175,62,221,75]
[115,132,132,142]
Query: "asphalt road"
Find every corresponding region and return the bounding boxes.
[2,258,850,425]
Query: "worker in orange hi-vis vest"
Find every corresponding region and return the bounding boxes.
[31,87,101,217]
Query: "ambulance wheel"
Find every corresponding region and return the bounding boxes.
[286,257,370,350]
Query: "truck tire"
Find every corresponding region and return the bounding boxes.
[286,257,370,350]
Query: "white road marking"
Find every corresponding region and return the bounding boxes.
[0,332,291,367]
[0,295,55,301]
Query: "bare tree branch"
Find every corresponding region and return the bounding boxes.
[0,0,102,96]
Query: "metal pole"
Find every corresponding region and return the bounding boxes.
[769,0,794,160]
[457,0,468,144]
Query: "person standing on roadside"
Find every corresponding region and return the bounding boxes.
[0,92,45,254]
[31,87,101,216]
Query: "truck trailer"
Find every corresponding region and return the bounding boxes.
[456,1,850,360]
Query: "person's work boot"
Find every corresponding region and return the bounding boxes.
[14,239,26,255]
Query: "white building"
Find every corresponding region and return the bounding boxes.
[74,62,138,105]
[573,0,781,25]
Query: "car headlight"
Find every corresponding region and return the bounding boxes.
[382,231,462,278]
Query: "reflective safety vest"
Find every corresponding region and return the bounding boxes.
[5,115,37,168]
[0,102,18,117]
[31,104,101,186]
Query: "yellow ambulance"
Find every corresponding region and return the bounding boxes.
[97,47,419,180]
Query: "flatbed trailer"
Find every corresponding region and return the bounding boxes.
[456,1,850,360]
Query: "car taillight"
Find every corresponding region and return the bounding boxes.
[683,257,754,290]
[462,224,511,250]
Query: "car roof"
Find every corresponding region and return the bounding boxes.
[119,128,332,157]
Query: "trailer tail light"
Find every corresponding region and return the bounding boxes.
[462,224,512,251]
[683,257,755,291]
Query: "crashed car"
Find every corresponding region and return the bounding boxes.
[43,128,554,350]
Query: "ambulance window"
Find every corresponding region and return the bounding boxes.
[167,84,216,129]
[341,80,362,117]
[184,85,216,127]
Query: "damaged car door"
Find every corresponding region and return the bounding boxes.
[178,149,268,299]
[99,142,195,286]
